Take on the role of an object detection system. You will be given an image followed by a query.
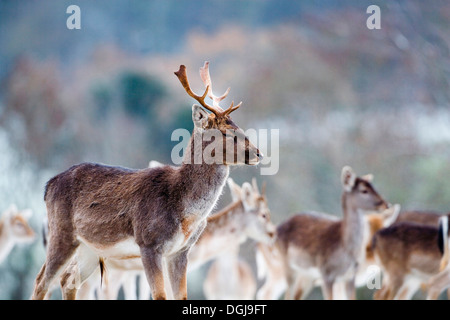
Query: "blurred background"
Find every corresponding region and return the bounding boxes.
[0,0,449,299]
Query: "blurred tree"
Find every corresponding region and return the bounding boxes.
[118,71,166,119]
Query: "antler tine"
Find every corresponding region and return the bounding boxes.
[223,101,242,116]
[174,65,220,116]
[261,181,267,196]
[199,61,230,110]
[252,177,260,195]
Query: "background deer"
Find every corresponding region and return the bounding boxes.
[275,166,388,300]
[199,178,273,300]
[32,61,262,300]
[203,250,256,300]
[0,204,35,263]
[372,210,449,300]
[255,204,399,300]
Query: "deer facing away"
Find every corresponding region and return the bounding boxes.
[0,204,35,263]
[31,61,262,300]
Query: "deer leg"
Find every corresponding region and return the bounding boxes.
[373,283,390,300]
[60,243,99,300]
[283,267,298,300]
[140,246,166,300]
[344,277,356,300]
[321,277,334,300]
[122,272,138,300]
[32,239,79,300]
[293,275,315,300]
[166,250,189,300]
[427,269,450,300]
[386,274,403,300]
[395,280,419,300]
[138,272,151,300]
[256,276,286,300]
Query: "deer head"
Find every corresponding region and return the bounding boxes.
[341,166,388,212]
[2,204,35,244]
[175,62,262,166]
[228,178,276,244]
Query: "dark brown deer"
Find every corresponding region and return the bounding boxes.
[276,166,388,300]
[373,212,450,300]
[31,62,262,300]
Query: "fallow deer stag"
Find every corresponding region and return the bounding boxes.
[0,204,35,263]
[31,61,262,300]
[69,177,275,299]
[275,166,388,300]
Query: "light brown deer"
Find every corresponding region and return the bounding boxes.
[275,166,388,300]
[203,250,256,300]
[31,61,262,300]
[199,178,273,300]
[255,204,399,300]
[0,204,35,263]
[372,211,448,300]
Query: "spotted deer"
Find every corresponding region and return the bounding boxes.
[274,166,388,300]
[31,61,262,300]
[255,203,399,300]
[0,204,35,263]
[373,211,450,300]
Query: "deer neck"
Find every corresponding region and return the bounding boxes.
[0,219,15,262]
[206,201,246,241]
[341,193,365,258]
[179,129,229,216]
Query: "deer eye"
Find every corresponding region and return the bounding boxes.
[361,189,369,194]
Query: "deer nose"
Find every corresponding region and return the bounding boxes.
[256,152,264,160]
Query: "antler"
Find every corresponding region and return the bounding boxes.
[252,178,260,195]
[199,61,230,110]
[174,65,220,116]
[175,62,242,117]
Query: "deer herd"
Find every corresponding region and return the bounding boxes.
[1,62,450,300]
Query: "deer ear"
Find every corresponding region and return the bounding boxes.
[20,209,33,220]
[227,178,242,202]
[361,174,374,182]
[3,204,18,217]
[241,182,255,209]
[192,104,209,128]
[341,166,356,192]
[148,160,163,168]
[382,204,400,227]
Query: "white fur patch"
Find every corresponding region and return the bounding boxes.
[77,236,141,259]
